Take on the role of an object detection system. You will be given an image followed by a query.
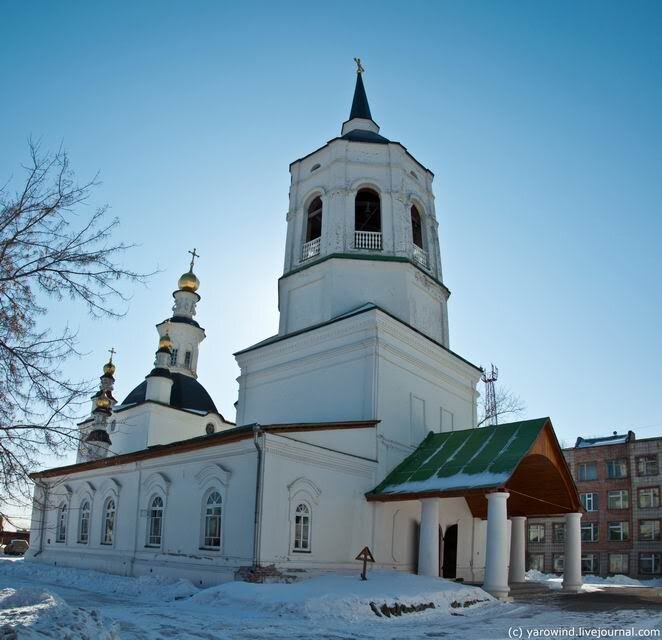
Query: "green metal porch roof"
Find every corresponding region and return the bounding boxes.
[368,418,549,498]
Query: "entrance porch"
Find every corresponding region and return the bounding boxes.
[367,418,583,600]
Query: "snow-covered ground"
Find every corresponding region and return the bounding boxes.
[527,569,662,591]
[0,558,660,639]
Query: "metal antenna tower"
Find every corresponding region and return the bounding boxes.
[481,364,499,426]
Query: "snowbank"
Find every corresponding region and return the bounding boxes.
[526,570,662,590]
[189,570,493,623]
[0,559,198,602]
[0,587,118,639]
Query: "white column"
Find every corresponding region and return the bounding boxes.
[509,516,527,583]
[483,491,510,599]
[562,512,583,592]
[418,498,440,577]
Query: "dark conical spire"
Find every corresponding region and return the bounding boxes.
[349,71,372,121]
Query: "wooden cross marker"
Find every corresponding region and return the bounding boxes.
[355,546,375,581]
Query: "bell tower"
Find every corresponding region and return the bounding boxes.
[279,61,450,347]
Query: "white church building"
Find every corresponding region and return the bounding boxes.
[27,65,583,599]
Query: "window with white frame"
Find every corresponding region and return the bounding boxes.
[608,553,629,574]
[101,498,116,545]
[580,492,598,512]
[56,502,67,543]
[639,553,662,576]
[581,553,598,575]
[606,459,628,479]
[639,487,660,509]
[528,523,545,543]
[552,554,564,574]
[78,500,90,544]
[581,522,599,542]
[636,455,658,477]
[147,496,164,547]
[577,463,597,481]
[608,490,629,510]
[527,553,544,572]
[608,521,629,542]
[639,520,661,542]
[292,503,311,552]
[202,491,222,549]
[552,522,566,543]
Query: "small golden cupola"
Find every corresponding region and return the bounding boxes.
[177,247,200,292]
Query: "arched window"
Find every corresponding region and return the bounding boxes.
[411,205,423,249]
[355,189,381,233]
[293,503,311,552]
[147,496,164,547]
[78,500,90,544]
[202,491,222,549]
[56,502,67,543]
[101,498,116,545]
[306,197,323,242]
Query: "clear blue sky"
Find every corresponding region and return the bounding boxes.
[2,0,661,465]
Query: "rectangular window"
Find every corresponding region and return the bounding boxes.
[581,522,599,542]
[606,459,628,479]
[639,553,662,576]
[581,553,598,575]
[607,490,629,510]
[528,524,545,544]
[170,348,178,366]
[637,455,659,477]
[184,351,192,368]
[580,492,598,512]
[638,487,661,509]
[609,553,629,574]
[608,521,629,541]
[552,523,566,544]
[552,553,565,574]
[639,520,661,542]
[527,553,545,572]
[577,463,598,482]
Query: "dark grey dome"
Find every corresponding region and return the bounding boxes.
[122,372,217,414]
[86,429,111,444]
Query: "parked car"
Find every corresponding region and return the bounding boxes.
[4,540,29,555]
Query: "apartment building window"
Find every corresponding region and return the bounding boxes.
[606,459,628,479]
[528,524,545,544]
[552,554,564,574]
[637,454,659,477]
[607,490,629,510]
[639,520,661,542]
[581,522,599,542]
[580,492,598,512]
[639,553,662,576]
[581,553,598,575]
[608,553,629,574]
[552,523,566,543]
[608,521,629,541]
[638,487,660,509]
[577,463,598,482]
[527,553,544,572]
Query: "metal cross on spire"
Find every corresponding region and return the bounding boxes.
[353,57,364,74]
[108,347,116,363]
[188,247,200,271]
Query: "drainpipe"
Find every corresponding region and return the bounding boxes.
[34,481,49,557]
[252,424,264,568]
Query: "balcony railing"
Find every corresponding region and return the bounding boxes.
[354,230,382,250]
[301,237,321,261]
[412,244,429,268]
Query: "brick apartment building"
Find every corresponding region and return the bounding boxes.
[526,431,661,579]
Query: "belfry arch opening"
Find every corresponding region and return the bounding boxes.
[354,189,381,233]
[306,197,323,242]
[411,205,423,249]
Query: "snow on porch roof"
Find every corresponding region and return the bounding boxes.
[368,418,549,498]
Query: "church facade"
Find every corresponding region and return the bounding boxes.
[26,66,583,599]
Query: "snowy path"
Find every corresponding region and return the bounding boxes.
[0,560,661,639]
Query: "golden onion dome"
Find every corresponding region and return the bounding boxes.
[103,360,116,376]
[95,391,111,411]
[159,333,173,350]
[178,271,200,292]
